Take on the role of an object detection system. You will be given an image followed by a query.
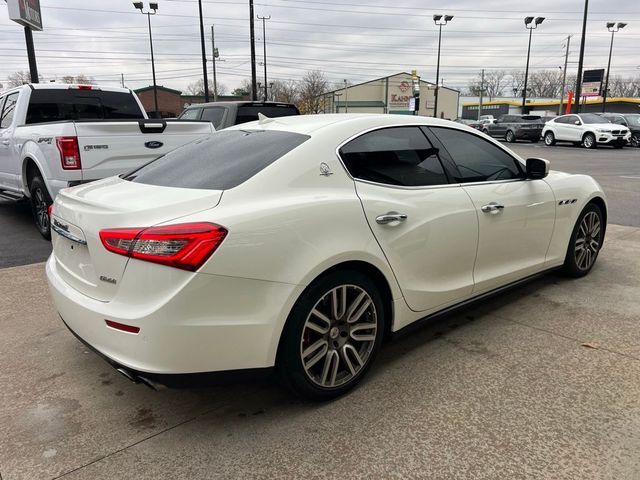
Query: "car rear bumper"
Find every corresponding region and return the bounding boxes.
[46,253,303,375]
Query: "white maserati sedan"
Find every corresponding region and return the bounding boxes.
[46,114,607,400]
[542,113,630,149]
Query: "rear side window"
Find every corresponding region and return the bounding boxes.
[339,127,448,187]
[1,92,19,129]
[125,130,309,190]
[429,127,523,183]
[201,107,226,128]
[25,89,144,124]
[178,108,201,120]
[235,105,299,125]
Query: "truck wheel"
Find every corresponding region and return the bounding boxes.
[29,176,52,240]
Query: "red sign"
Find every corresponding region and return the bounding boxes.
[399,81,410,92]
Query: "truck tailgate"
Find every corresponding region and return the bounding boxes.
[74,120,214,181]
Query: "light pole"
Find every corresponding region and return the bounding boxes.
[602,22,626,112]
[257,15,270,102]
[343,79,348,113]
[211,25,218,101]
[133,2,159,117]
[197,0,210,102]
[249,0,257,100]
[433,14,453,118]
[522,16,545,111]
[573,0,589,113]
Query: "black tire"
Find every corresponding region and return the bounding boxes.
[544,131,556,146]
[29,175,52,240]
[562,203,605,278]
[631,134,640,148]
[277,269,386,400]
[582,132,597,149]
[505,130,516,143]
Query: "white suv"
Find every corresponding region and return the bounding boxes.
[542,113,630,149]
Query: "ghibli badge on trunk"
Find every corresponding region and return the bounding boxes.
[145,141,164,149]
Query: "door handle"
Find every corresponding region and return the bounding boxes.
[481,202,505,214]
[375,212,407,225]
[1,140,10,146]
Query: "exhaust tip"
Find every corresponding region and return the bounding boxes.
[116,367,140,384]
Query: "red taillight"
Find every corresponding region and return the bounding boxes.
[105,319,140,334]
[99,222,227,272]
[56,136,82,170]
[48,204,53,217]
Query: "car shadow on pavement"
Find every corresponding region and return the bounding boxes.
[0,198,52,268]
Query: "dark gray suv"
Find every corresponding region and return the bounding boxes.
[483,114,546,143]
[178,101,299,130]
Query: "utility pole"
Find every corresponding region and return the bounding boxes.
[478,68,484,121]
[197,0,210,102]
[558,35,572,115]
[573,0,589,113]
[257,15,270,102]
[211,25,218,101]
[134,2,159,117]
[249,0,257,100]
[344,79,348,113]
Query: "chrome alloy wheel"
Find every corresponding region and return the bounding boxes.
[574,211,601,271]
[300,285,377,388]
[34,187,49,232]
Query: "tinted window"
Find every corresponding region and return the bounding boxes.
[522,115,542,122]
[430,127,523,183]
[566,115,580,124]
[611,116,626,125]
[554,116,568,124]
[125,130,309,190]
[625,115,640,127]
[339,127,448,187]
[25,89,144,124]
[178,108,201,120]
[201,107,225,128]
[235,105,299,125]
[1,92,19,128]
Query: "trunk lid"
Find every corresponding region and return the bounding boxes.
[51,176,221,301]
[74,120,213,181]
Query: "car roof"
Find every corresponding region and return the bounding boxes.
[185,101,297,109]
[226,113,464,136]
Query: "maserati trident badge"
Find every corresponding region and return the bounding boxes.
[319,162,333,176]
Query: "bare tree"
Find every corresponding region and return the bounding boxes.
[60,74,94,85]
[298,70,328,114]
[606,75,640,97]
[231,78,253,97]
[467,70,507,99]
[185,78,226,97]
[270,79,299,104]
[7,71,32,87]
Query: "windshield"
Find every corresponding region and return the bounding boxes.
[625,115,640,126]
[124,129,310,190]
[580,113,610,124]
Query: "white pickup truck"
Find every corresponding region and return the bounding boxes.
[0,83,214,238]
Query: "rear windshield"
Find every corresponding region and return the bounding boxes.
[26,89,144,124]
[124,129,309,190]
[522,115,542,122]
[235,105,299,125]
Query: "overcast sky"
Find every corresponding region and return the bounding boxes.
[1,0,639,94]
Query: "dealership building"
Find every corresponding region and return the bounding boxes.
[320,72,460,119]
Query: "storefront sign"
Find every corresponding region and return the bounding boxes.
[7,0,43,31]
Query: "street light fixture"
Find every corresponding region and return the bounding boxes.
[522,16,545,111]
[133,2,159,117]
[602,21,627,112]
[433,14,453,118]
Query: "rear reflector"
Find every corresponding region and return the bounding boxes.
[105,319,140,334]
[99,222,227,272]
[56,136,82,170]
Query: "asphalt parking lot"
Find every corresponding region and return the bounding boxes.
[1,225,639,479]
[1,143,639,479]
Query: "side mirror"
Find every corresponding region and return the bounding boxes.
[574,120,581,125]
[526,158,549,179]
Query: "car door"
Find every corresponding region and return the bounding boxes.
[426,126,555,293]
[0,92,20,190]
[339,126,478,312]
[489,116,508,137]
[564,115,583,142]
[200,106,227,129]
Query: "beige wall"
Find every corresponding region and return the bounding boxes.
[322,73,458,119]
